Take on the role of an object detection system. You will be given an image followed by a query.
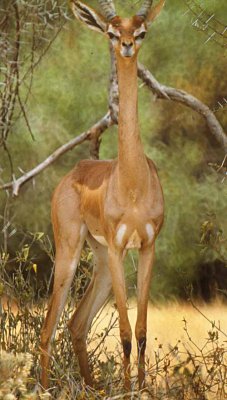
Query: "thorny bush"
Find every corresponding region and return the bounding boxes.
[0,231,226,399]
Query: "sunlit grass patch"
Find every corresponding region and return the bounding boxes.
[0,238,226,399]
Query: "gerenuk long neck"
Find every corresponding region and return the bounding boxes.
[116,55,149,198]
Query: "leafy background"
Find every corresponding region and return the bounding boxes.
[0,0,226,300]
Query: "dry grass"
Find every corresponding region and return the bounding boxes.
[0,243,226,399]
[90,300,227,399]
[1,296,226,399]
[91,300,227,358]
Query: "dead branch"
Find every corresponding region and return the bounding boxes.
[138,63,227,152]
[108,44,119,124]
[0,0,68,176]
[183,0,227,48]
[0,112,113,196]
[89,44,118,160]
[1,54,227,195]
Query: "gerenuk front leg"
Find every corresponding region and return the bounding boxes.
[108,248,132,390]
[136,245,155,389]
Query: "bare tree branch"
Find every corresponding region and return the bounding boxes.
[0,112,113,196]
[1,56,227,196]
[0,1,68,155]
[89,44,118,160]
[108,44,119,124]
[138,63,227,152]
[183,0,227,49]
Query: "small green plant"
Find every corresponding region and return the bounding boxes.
[200,214,227,265]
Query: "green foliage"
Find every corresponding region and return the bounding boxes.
[0,0,227,299]
[148,137,227,299]
[200,214,227,264]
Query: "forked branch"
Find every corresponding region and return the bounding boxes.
[0,112,112,196]
[183,0,227,49]
[1,58,226,196]
[138,63,227,151]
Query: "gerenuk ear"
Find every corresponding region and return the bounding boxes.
[71,0,107,34]
[146,0,165,26]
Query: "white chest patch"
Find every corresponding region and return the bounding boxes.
[146,223,155,243]
[93,235,108,247]
[116,224,127,246]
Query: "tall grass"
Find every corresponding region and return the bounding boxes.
[0,236,226,399]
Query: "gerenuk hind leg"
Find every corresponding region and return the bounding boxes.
[68,234,112,386]
[40,182,87,389]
